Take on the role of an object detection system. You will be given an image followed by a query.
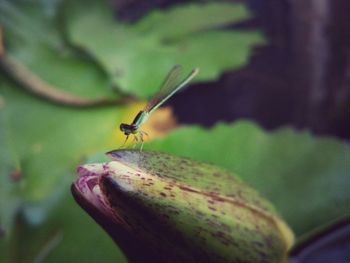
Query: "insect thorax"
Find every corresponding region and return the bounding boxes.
[132,111,149,127]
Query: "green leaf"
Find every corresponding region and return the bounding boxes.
[0,3,136,261]
[0,96,21,236]
[64,1,262,98]
[0,190,127,263]
[146,121,350,236]
[0,0,125,234]
[0,76,126,230]
[0,0,116,99]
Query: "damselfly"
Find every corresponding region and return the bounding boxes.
[120,65,199,149]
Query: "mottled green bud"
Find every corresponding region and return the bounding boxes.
[72,150,294,263]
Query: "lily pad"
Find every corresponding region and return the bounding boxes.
[64,0,262,98]
[0,189,127,263]
[0,0,116,99]
[0,0,128,233]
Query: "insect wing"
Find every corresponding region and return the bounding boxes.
[144,65,183,113]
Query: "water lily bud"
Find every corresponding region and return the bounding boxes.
[72,150,294,263]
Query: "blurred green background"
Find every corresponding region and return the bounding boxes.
[1,0,350,262]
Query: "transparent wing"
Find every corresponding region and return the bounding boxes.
[144,65,182,113]
[144,65,199,114]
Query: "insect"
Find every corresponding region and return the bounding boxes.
[120,65,199,149]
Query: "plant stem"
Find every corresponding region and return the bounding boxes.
[0,28,135,107]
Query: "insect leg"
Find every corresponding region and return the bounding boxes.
[132,134,139,149]
[139,132,145,151]
[143,131,149,140]
[120,135,129,148]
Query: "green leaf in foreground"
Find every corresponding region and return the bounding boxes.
[0,2,128,261]
[0,76,124,231]
[64,1,262,98]
[146,121,350,236]
[0,78,128,262]
[0,190,127,263]
[0,0,126,234]
[1,97,126,261]
[73,150,293,263]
